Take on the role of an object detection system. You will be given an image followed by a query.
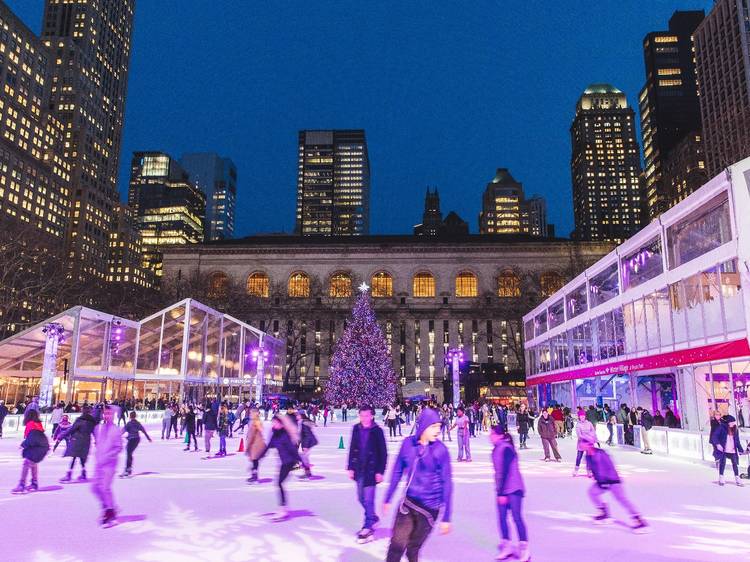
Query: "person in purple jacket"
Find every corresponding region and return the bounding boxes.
[92,405,123,528]
[383,408,452,562]
[491,425,529,561]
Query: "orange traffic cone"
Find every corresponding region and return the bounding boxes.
[237,438,245,453]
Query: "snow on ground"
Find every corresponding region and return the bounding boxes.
[0,417,748,562]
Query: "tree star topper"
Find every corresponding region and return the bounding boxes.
[358,282,370,293]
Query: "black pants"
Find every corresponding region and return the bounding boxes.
[196,420,203,436]
[278,462,295,506]
[389,422,396,438]
[70,456,86,470]
[719,452,740,476]
[185,431,198,450]
[386,498,438,562]
[170,417,178,436]
[469,422,475,437]
[126,437,140,471]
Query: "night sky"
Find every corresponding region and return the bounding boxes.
[8,0,712,238]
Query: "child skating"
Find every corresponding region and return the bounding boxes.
[11,410,50,494]
[120,411,152,478]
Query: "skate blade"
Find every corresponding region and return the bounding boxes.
[101,519,118,529]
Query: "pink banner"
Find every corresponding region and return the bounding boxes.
[527,338,750,386]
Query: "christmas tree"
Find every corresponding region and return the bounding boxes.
[325,284,397,408]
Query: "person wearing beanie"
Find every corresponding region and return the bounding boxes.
[491,426,529,561]
[452,406,471,462]
[92,405,123,528]
[581,436,648,533]
[573,410,596,477]
[714,415,745,486]
[384,408,453,561]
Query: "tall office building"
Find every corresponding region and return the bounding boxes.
[296,129,370,236]
[640,11,706,219]
[694,0,750,176]
[128,152,206,276]
[571,84,643,243]
[414,188,442,236]
[0,2,70,242]
[180,153,237,241]
[107,203,153,288]
[479,168,524,234]
[41,0,135,279]
[523,196,548,238]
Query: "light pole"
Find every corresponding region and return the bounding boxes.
[251,346,268,405]
[40,322,65,409]
[445,348,464,408]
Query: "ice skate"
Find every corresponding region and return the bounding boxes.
[246,471,258,484]
[631,515,650,534]
[592,506,611,525]
[572,467,579,477]
[270,508,289,522]
[77,469,87,482]
[495,539,514,560]
[11,483,26,495]
[356,527,374,544]
[735,476,744,487]
[59,471,72,483]
[25,481,38,493]
[718,475,725,486]
[119,470,132,479]
[517,540,531,562]
[101,508,118,529]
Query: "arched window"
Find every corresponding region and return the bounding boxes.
[412,272,435,298]
[288,272,310,298]
[329,272,353,298]
[207,271,228,298]
[371,271,393,297]
[246,272,269,297]
[541,272,565,297]
[498,271,521,298]
[455,271,478,297]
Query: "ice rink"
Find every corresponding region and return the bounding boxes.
[0,416,748,562]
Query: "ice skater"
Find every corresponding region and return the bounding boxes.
[245,408,266,483]
[581,436,648,533]
[573,409,596,477]
[92,405,123,528]
[383,408,452,562]
[491,425,529,562]
[183,406,198,452]
[453,406,471,462]
[120,411,152,478]
[11,410,50,494]
[59,405,96,482]
[515,404,530,449]
[297,413,319,479]
[217,404,229,456]
[537,409,562,462]
[258,414,301,521]
[714,415,745,486]
[347,405,388,543]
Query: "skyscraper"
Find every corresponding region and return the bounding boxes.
[571,84,642,243]
[107,204,153,288]
[128,152,206,276]
[414,188,442,236]
[296,130,370,236]
[639,11,705,219]
[479,168,524,234]
[41,0,135,279]
[694,0,750,176]
[180,153,237,241]
[523,196,548,238]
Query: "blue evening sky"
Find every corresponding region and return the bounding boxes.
[8,0,712,237]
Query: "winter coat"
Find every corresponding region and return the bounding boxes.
[492,437,525,497]
[184,412,196,433]
[575,420,597,451]
[245,422,266,461]
[203,409,217,431]
[616,408,629,425]
[217,412,229,436]
[300,420,318,449]
[93,422,123,468]
[516,412,530,433]
[588,447,621,487]
[585,408,599,425]
[384,409,453,522]
[260,428,300,465]
[0,403,9,420]
[538,415,557,440]
[63,413,96,459]
[347,423,387,487]
[713,423,746,455]
[21,429,50,463]
[640,411,654,431]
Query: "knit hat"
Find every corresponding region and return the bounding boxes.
[577,410,586,418]
[415,408,441,439]
[722,414,736,424]
[491,424,505,436]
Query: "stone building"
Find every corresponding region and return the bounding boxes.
[161,235,612,398]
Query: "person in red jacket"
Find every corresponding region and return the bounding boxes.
[550,407,564,438]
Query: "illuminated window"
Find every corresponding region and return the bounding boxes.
[246,272,269,297]
[371,271,393,297]
[455,271,478,297]
[498,271,521,297]
[208,271,228,299]
[413,272,435,298]
[288,272,310,298]
[329,272,353,298]
[541,272,565,297]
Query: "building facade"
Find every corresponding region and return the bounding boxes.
[694,0,750,177]
[571,84,643,244]
[639,11,706,219]
[479,168,523,234]
[128,152,206,277]
[295,129,370,236]
[41,0,135,280]
[179,152,237,241]
[414,188,442,236]
[161,236,612,399]
[107,204,153,288]
[523,196,548,238]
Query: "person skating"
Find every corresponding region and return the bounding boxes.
[580,436,649,533]
[92,405,123,528]
[120,411,152,478]
[453,406,471,462]
[537,409,562,462]
[52,414,72,452]
[161,406,173,440]
[714,415,745,486]
[203,403,217,453]
[516,404,530,450]
[297,413,319,479]
[573,410,596,477]
[347,405,388,543]
[245,408,266,483]
[12,410,50,494]
[217,404,229,456]
[50,402,64,436]
[59,405,96,482]
[491,425,529,562]
[183,406,198,452]
[258,414,300,521]
[383,408,452,562]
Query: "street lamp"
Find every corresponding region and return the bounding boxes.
[445,348,465,407]
[250,346,269,404]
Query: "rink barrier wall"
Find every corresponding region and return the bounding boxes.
[0,410,167,436]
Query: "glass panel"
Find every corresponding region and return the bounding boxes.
[455,272,478,298]
[613,307,625,356]
[413,273,435,298]
[711,362,734,417]
[720,259,744,333]
[109,323,137,374]
[643,293,661,350]
[731,359,750,429]
[669,283,688,343]
[372,272,393,298]
[566,283,588,319]
[596,315,610,360]
[622,301,636,353]
[205,314,222,379]
[186,307,206,378]
[534,311,547,337]
[589,263,619,308]
[76,319,107,372]
[621,237,664,290]
[524,320,534,342]
[683,274,705,343]
[633,298,647,352]
[136,315,162,375]
[700,266,723,338]
[548,300,565,329]
[652,288,672,348]
[571,321,593,364]
[160,306,186,376]
[667,192,731,269]
[220,319,241,380]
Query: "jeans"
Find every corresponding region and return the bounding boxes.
[588,482,639,517]
[497,492,527,541]
[575,450,591,470]
[125,437,140,471]
[185,431,198,450]
[204,429,214,452]
[20,458,38,485]
[196,419,203,436]
[219,433,227,454]
[386,498,437,562]
[719,452,740,476]
[518,431,528,447]
[469,422,476,437]
[541,437,561,460]
[606,424,613,444]
[278,462,295,506]
[441,426,452,441]
[389,423,397,438]
[357,478,377,529]
[161,418,171,439]
[457,430,471,460]
[92,464,116,511]
[342,409,348,421]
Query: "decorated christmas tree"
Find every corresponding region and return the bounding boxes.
[325,284,397,408]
